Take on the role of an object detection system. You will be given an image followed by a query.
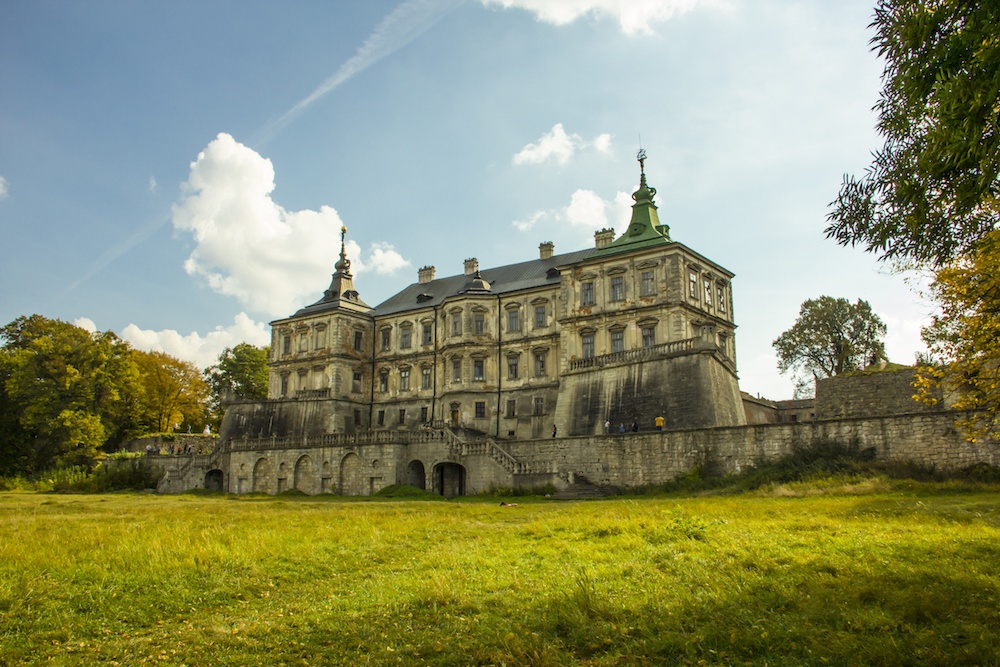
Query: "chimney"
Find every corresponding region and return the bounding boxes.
[464,258,478,275]
[418,265,436,284]
[594,228,615,249]
[539,241,554,259]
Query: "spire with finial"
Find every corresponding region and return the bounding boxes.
[592,147,671,256]
[320,224,368,308]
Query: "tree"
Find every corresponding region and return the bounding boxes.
[773,297,887,396]
[0,315,141,473]
[915,229,1000,439]
[204,343,270,414]
[133,350,210,433]
[826,0,1000,267]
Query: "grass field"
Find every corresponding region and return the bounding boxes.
[1,482,999,666]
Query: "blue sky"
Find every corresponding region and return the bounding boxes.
[0,0,930,400]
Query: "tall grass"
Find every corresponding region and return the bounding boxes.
[1,484,999,666]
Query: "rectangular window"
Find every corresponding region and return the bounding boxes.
[507,309,520,333]
[299,334,308,352]
[353,331,363,351]
[581,281,595,306]
[280,376,288,397]
[377,410,385,426]
[398,409,406,424]
[534,305,546,328]
[610,276,624,302]
[282,335,291,355]
[400,368,410,391]
[381,329,390,351]
[506,399,516,418]
[352,371,362,393]
[474,313,485,335]
[452,314,462,336]
[422,323,433,345]
[717,286,727,312]
[400,327,412,349]
[640,270,655,297]
[704,279,713,306]
[689,272,698,298]
[533,397,544,415]
[314,329,326,350]
[534,352,546,377]
[507,356,519,380]
[642,326,656,348]
[452,359,461,383]
[420,406,428,423]
[353,409,361,427]
[421,366,432,390]
[473,359,484,381]
[611,330,624,353]
[582,334,595,359]
[475,401,486,419]
[379,372,388,393]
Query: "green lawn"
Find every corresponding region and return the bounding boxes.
[1,486,998,666]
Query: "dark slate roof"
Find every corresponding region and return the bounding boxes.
[372,248,596,316]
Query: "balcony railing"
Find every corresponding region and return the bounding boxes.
[568,336,703,372]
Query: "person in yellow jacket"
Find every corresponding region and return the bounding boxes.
[654,415,665,431]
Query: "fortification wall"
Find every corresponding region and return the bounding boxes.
[510,411,999,490]
[815,369,942,420]
[556,349,745,436]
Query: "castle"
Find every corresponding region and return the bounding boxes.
[154,156,996,497]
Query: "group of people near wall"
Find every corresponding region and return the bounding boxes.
[604,415,666,434]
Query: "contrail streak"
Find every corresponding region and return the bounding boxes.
[255,0,466,144]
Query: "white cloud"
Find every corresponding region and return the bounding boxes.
[482,0,727,36]
[172,133,409,317]
[512,210,547,232]
[0,176,8,200]
[513,124,613,165]
[565,189,609,229]
[512,188,633,239]
[121,312,270,370]
[366,241,412,275]
[148,176,158,193]
[592,133,613,154]
[74,317,97,333]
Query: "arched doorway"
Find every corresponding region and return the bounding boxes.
[340,452,364,496]
[433,462,466,498]
[204,469,224,492]
[406,460,426,490]
[294,455,317,495]
[252,458,272,494]
[450,402,460,427]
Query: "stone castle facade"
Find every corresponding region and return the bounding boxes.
[229,158,744,444]
[156,158,989,498]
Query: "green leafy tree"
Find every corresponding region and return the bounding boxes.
[915,229,1000,440]
[773,297,887,397]
[0,315,141,473]
[826,0,1000,266]
[133,350,210,433]
[204,343,270,414]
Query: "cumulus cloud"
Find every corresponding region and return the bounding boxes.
[482,0,726,35]
[173,133,409,317]
[512,188,633,238]
[0,176,8,200]
[121,312,270,370]
[513,124,613,165]
[74,317,97,333]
